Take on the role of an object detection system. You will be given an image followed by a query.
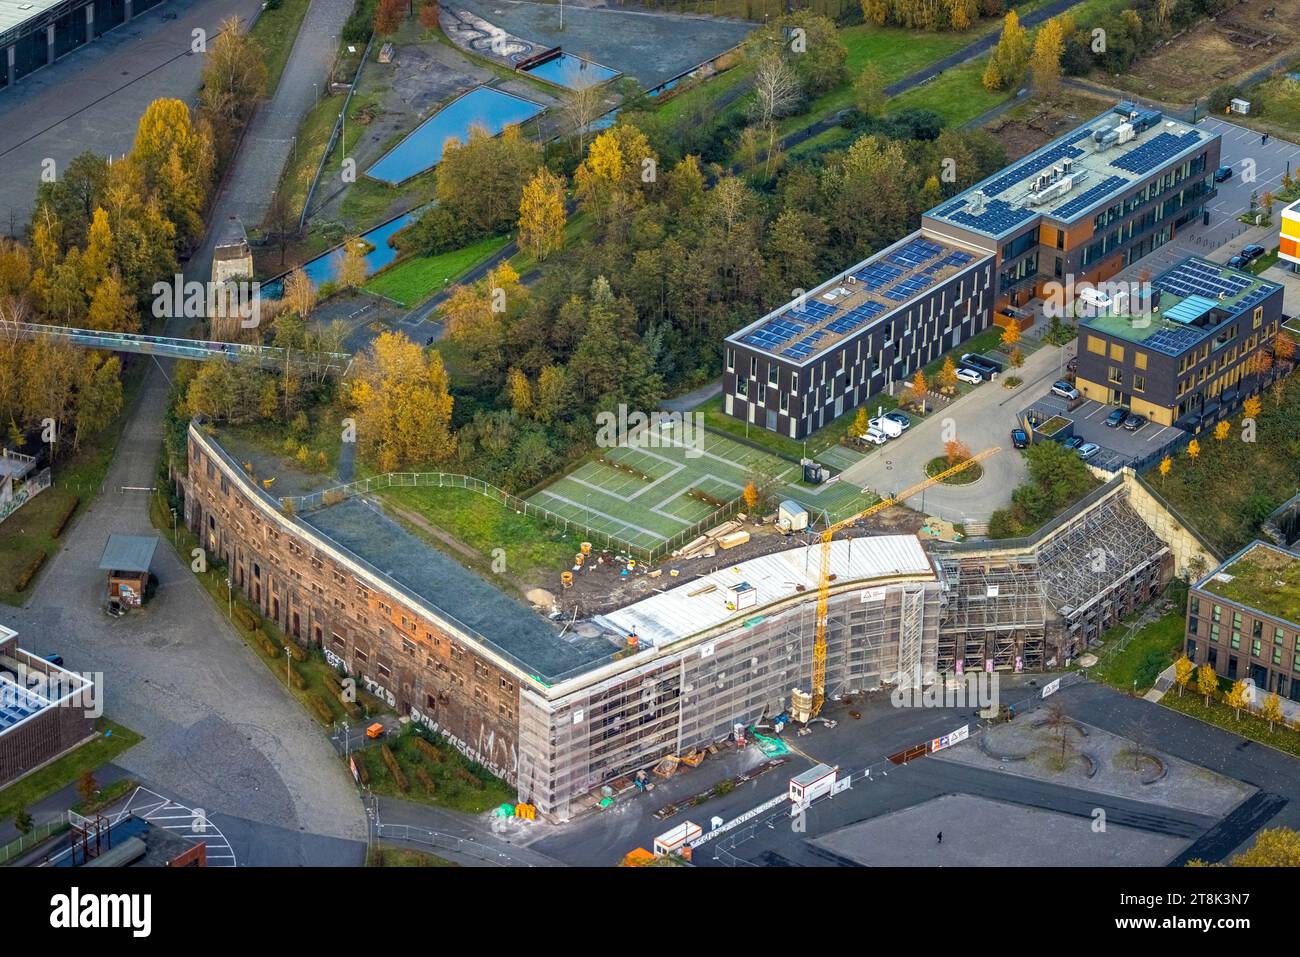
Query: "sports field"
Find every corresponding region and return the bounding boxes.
[527,429,871,553]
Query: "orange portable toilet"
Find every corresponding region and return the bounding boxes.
[366,722,384,739]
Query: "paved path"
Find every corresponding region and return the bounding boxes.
[213,0,354,239]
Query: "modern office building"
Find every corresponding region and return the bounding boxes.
[1186,541,1300,702]
[1280,197,1300,273]
[722,232,994,440]
[720,101,1223,439]
[0,0,167,91]
[922,101,1221,320]
[1074,257,1284,428]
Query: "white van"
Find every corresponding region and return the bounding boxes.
[869,416,903,438]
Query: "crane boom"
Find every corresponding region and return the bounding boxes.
[803,446,1000,721]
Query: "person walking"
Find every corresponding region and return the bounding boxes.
[937,831,943,845]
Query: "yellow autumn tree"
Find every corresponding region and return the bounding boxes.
[1029,16,1064,95]
[1186,438,1200,461]
[742,480,760,513]
[1196,661,1218,705]
[574,124,655,226]
[1213,420,1231,441]
[1243,395,1262,419]
[939,355,959,393]
[1263,691,1283,731]
[347,331,456,471]
[1174,655,1193,697]
[1159,455,1172,482]
[518,167,567,262]
[131,98,214,246]
[1229,828,1300,866]
[1226,678,1249,720]
[336,237,368,290]
[506,367,533,417]
[1001,317,1020,347]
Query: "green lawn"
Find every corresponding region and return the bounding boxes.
[1088,604,1188,692]
[0,719,142,823]
[887,58,1008,126]
[356,729,515,813]
[377,484,585,592]
[363,235,510,306]
[250,0,314,92]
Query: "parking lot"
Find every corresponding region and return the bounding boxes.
[1022,393,1186,471]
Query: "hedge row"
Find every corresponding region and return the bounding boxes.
[415,766,435,795]
[14,551,47,592]
[413,736,444,764]
[325,671,361,718]
[51,497,80,538]
[307,693,333,724]
[380,743,408,793]
[235,606,259,631]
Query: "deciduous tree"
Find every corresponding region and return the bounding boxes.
[518,168,567,263]
[1174,654,1192,697]
[347,331,456,471]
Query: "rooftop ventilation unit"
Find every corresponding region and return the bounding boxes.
[969,190,987,215]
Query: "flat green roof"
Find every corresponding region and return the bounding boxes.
[1200,543,1300,626]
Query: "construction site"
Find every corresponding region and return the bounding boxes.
[187,420,1209,821]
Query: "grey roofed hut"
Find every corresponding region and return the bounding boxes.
[99,534,159,609]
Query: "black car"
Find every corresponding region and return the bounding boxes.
[1214,165,1233,183]
[1229,255,1248,269]
[1122,413,1147,432]
[1242,243,1266,262]
[1011,428,1028,449]
[1105,408,1129,428]
[1062,435,1084,450]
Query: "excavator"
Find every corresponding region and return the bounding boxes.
[793,446,1000,724]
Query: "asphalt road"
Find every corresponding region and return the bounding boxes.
[0,0,263,233]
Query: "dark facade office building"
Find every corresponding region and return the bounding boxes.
[1075,257,1284,428]
[1186,541,1300,702]
[722,231,994,440]
[0,0,166,91]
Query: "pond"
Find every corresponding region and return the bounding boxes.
[365,86,546,186]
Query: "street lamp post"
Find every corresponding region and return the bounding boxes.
[226,578,232,620]
[286,646,292,688]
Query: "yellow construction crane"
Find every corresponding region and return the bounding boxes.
[795,446,1000,723]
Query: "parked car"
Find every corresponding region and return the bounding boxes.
[1214,165,1233,183]
[44,654,64,667]
[1051,380,1080,401]
[961,353,1001,378]
[1242,243,1266,262]
[883,411,911,432]
[955,367,983,385]
[1077,443,1101,460]
[1062,435,1085,450]
[1011,428,1028,449]
[869,416,903,438]
[1122,413,1147,432]
[1105,408,1129,428]
[861,427,889,446]
[1229,254,1248,269]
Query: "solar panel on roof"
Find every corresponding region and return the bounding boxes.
[978,138,1090,199]
[942,198,1035,235]
[1054,175,1130,220]
[1111,130,1201,175]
